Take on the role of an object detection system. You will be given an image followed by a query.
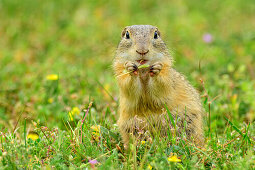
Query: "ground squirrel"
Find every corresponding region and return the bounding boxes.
[113,25,204,147]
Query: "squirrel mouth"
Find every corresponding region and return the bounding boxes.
[136,59,148,65]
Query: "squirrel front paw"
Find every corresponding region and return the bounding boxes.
[150,62,163,76]
[124,61,138,75]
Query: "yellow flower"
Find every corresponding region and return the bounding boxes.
[91,125,100,132]
[27,131,39,141]
[91,125,100,142]
[46,74,58,81]
[168,155,181,163]
[147,164,152,170]
[141,141,145,145]
[48,97,54,104]
[71,107,80,115]
[68,107,80,121]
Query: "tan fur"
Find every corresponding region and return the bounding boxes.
[113,25,204,147]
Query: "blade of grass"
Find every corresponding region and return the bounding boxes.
[242,122,251,144]
[81,102,93,143]
[192,145,215,164]
[224,116,243,137]
[13,106,25,134]
[164,104,175,127]
[24,119,26,148]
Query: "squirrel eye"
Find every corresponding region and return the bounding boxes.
[125,31,130,39]
[154,31,158,39]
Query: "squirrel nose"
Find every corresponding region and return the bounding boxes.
[136,49,149,55]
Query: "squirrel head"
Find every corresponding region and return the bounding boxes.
[116,25,172,66]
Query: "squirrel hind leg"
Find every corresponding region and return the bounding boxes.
[185,124,204,146]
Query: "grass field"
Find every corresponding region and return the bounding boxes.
[0,0,255,169]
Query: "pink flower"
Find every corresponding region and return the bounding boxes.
[203,33,213,43]
[89,159,98,165]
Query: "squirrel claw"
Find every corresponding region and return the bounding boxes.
[124,61,138,74]
[150,62,163,76]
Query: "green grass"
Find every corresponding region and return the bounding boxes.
[0,0,255,169]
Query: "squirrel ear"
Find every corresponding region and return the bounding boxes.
[121,27,128,38]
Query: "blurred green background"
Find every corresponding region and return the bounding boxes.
[0,0,255,131]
